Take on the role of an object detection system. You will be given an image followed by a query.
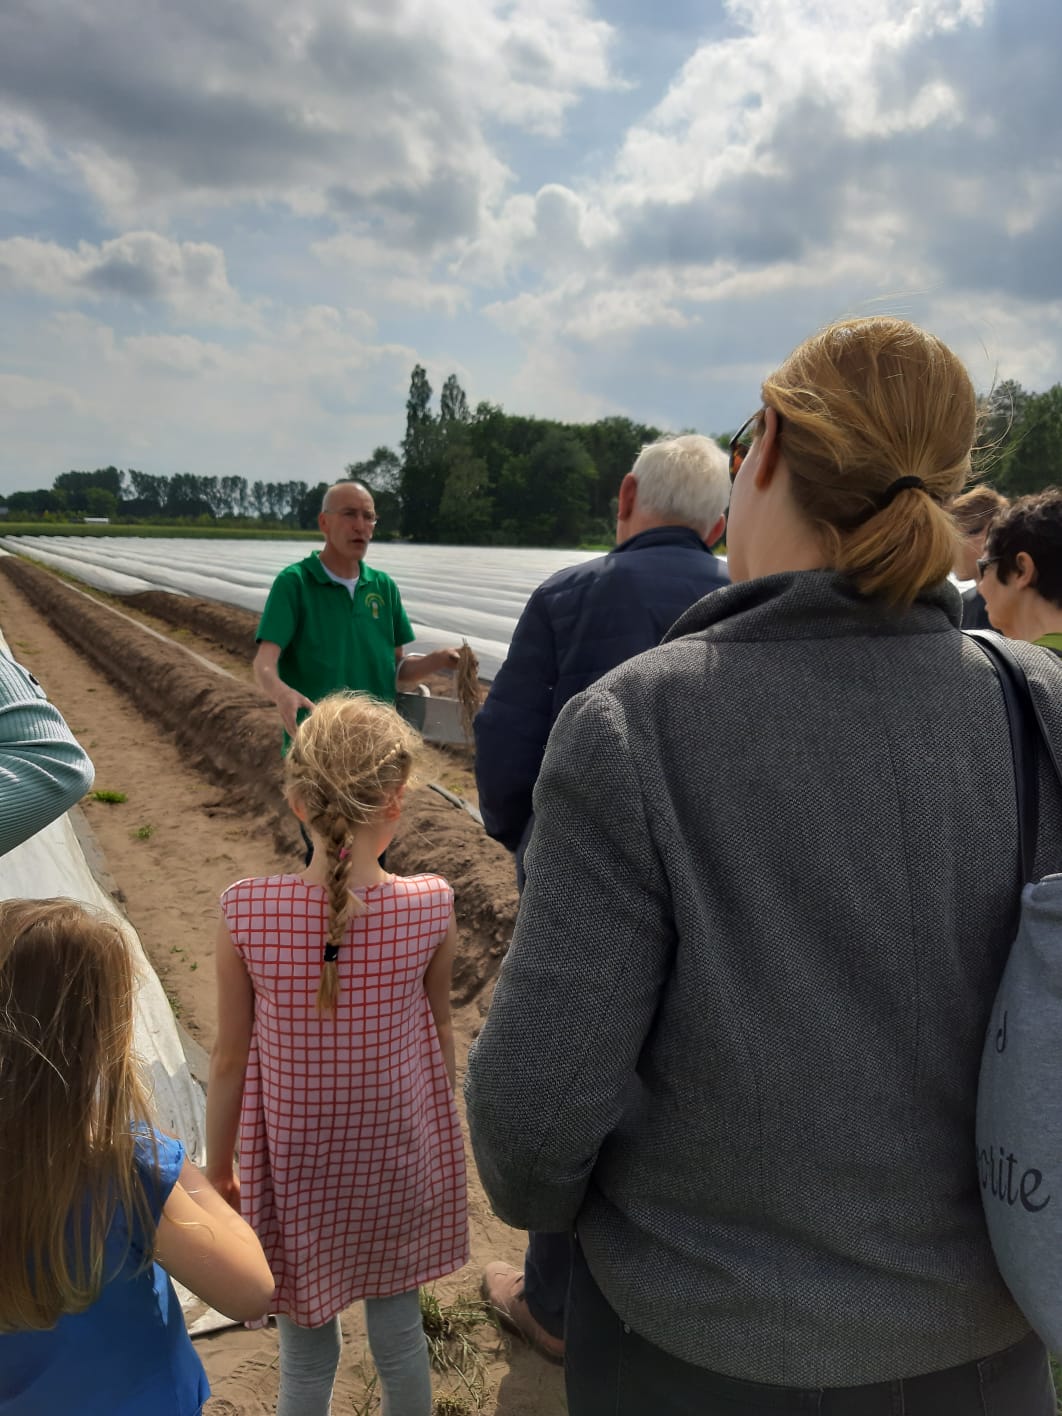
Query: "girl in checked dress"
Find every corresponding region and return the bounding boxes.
[205,693,468,1416]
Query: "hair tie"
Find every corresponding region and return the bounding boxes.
[323,942,340,963]
[877,475,928,510]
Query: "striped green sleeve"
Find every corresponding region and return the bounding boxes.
[0,653,95,856]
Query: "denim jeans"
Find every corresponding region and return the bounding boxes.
[565,1244,1056,1416]
[523,1231,573,1340]
[277,1291,431,1416]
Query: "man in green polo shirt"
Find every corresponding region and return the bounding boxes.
[254,479,459,742]
[976,489,1062,657]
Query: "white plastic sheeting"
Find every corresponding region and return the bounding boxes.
[0,632,206,1162]
[0,537,600,678]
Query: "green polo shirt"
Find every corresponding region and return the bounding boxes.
[257,554,415,731]
[1034,633,1062,656]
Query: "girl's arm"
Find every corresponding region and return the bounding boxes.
[154,1156,274,1321]
[204,914,254,1208]
[424,911,458,1090]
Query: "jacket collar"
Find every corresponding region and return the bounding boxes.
[663,569,962,645]
[612,526,710,557]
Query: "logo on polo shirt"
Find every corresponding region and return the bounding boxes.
[364,592,384,620]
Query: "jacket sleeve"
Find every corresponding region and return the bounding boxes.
[465,682,674,1231]
[0,654,95,856]
[473,590,557,853]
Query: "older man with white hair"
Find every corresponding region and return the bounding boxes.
[473,433,730,1361]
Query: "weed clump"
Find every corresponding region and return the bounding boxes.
[420,1289,496,1410]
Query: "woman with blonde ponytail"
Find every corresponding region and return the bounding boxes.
[467,317,1062,1414]
[206,694,468,1416]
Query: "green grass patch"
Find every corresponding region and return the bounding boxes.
[91,789,127,804]
[132,823,153,840]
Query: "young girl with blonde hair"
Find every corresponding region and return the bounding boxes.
[206,692,468,1416]
[0,898,273,1415]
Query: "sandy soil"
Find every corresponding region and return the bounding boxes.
[0,558,565,1416]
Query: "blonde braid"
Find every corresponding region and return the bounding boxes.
[316,808,355,1016]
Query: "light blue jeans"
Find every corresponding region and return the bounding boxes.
[277,1290,431,1416]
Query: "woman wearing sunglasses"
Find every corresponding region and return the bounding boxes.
[467,316,1062,1415]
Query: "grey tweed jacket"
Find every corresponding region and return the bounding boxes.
[465,570,1062,1386]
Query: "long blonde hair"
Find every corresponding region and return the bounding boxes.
[0,898,157,1332]
[285,693,421,1015]
[763,316,977,607]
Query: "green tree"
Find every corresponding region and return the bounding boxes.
[576,416,663,520]
[53,467,123,512]
[998,386,1062,496]
[219,475,248,518]
[527,430,596,544]
[439,374,470,425]
[167,474,214,519]
[438,444,493,543]
[400,365,445,539]
[297,481,329,530]
[84,487,118,518]
[6,488,67,517]
[124,470,168,518]
[348,446,402,535]
[976,379,1031,488]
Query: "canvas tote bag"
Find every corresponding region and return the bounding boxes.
[970,630,1062,1348]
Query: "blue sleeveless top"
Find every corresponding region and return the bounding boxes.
[0,1130,209,1416]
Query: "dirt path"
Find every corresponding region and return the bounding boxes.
[0,562,564,1416]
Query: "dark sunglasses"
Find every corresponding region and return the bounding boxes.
[728,410,767,483]
[976,556,1000,580]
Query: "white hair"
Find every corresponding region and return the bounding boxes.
[629,435,729,536]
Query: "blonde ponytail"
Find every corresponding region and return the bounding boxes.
[827,486,961,607]
[763,316,976,609]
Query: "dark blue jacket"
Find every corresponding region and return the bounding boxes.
[474,526,729,854]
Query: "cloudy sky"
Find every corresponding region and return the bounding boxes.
[0,0,1059,494]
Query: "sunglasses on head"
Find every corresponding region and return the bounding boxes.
[728,409,769,483]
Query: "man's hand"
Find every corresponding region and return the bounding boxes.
[253,641,314,735]
[398,647,462,686]
[277,686,315,738]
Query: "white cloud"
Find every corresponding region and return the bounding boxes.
[0,304,418,488]
[0,0,619,239]
[0,232,257,326]
[311,234,468,313]
[1,0,1062,489]
[0,373,89,415]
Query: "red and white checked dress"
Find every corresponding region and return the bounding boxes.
[220,872,468,1326]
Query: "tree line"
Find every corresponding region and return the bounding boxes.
[4,369,1059,545]
[978,380,1062,496]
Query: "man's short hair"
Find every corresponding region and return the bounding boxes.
[986,488,1062,609]
[630,435,729,537]
[948,485,1008,536]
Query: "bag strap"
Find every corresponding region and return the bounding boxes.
[965,630,1042,883]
